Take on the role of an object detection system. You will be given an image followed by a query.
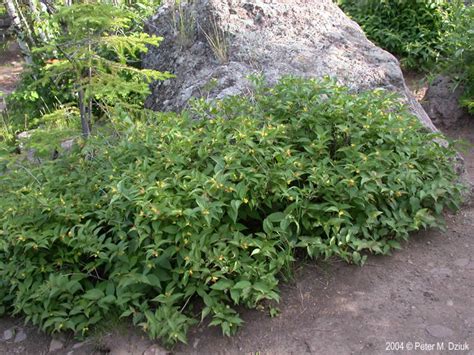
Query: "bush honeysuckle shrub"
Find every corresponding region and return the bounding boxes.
[337,0,464,71]
[0,77,462,345]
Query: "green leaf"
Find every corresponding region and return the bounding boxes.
[83,289,105,301]
[233,281,251,290]
[210,279,234,291]
[228,200,242,223]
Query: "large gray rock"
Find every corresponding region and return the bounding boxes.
[143,0,437,132]
[422,75,470,128]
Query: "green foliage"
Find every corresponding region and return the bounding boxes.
[5,0,160,47]
[0,77,463,345]
[4,68,76,133]
[440,5,474,112]
[3,1,167,136]
[338,0,463,70]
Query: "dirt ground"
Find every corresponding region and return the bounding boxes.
[0,41,23,112]
[0,45,473,354]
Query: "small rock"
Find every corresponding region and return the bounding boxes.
[72,341,86,349]
[2,328,14,341]
[143,344,168,355]
[426,324,454,338]
[49,338,64,352]
[16,131,32,140]
[26,148,41,164]
[14,328,27,343]
[447,300,454,306]
[60,138,75,152]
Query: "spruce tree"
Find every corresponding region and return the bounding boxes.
[35,2,171,137]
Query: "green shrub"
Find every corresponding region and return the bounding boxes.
[338,0,463,70]
[441,4,474,112]
[0,77,462,345]
[4,67,77,133]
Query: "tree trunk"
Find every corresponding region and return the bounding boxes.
[40,0,56,14]
[78,88,91,138]
[4,0,32,64]
[26,0,49,42]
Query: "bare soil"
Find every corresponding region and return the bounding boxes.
[403,70,429,103]
[0,46,473,354]
[0,40,23,112]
